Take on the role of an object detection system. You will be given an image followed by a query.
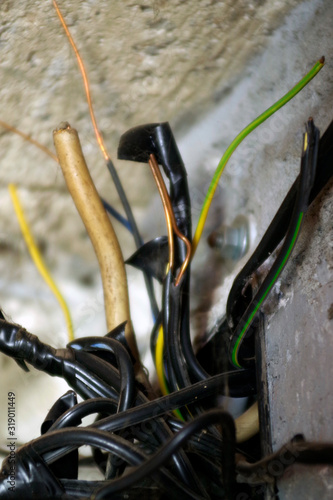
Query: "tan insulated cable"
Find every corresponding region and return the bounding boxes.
[53,123,140,364]
[235,401,259,443]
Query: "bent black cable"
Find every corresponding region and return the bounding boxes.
[9,427,203,500]
[68,336,136,412]
[40,368,255,466]
[93,409,236,500]
[49,398,118,431]
[0,319,122,401]
[229,118,320,368]
[162,270,190,394]
[0,321,204,491]
[227,118,333,329]
[73,349,206,493]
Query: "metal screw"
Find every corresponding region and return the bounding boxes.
[207,215,250,261]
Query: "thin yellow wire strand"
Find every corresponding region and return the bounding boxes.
[8,184,74,342]
[156,325,169,395]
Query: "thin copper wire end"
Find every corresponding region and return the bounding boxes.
[53,0,109,162]
[0,120,58,162]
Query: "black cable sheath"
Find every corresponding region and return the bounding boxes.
[227,118,333,328]
[72,349,204,493]
[0,320,202,491]
[68,336,136,478]
[93,409,236,500]
[68,337,135,412]
[229,118,320,367]
[49,398,118,431]
[19,427,205,500]
[167,276,192,390]
[41,368,255,465]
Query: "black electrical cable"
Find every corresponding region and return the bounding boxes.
[68,337,135,412]
[93,409,236,500]
[61,479,163,499]
[166,274,192,391]
[72,348,205,494]
[49,399,225,466]
[118,123,215,387]
[151,125,197,390]
[40,367,255,466]
[164,273,220,429]
[162,270,190,394]
[227,118,333,329]
[68,336,137,479]
[11,427,205,500]
[49,398,118,431]
[0,319,124,401]
[168,418,224,459]
[229,118,320,368]
[70,349,194,486]
[0,319,204,492]
[118,123,198,389]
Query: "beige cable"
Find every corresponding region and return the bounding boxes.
[235,401,259,443]
[53,123,140,363]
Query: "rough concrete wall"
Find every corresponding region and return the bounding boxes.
[0,1,332,494]
[263,180,333,499]
[0,0,305,261]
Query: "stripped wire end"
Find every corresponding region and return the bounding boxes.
[53,0,109,162]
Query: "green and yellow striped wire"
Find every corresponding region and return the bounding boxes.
[231,212,304,367]
[230,118,319,367]
[155,57,324,408]
[191,57,325,257]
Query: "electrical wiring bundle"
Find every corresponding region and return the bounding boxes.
[0,112,333,499]
[1,3,333,498]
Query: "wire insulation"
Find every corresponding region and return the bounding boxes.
[8,184,74,342]
[53,124,141,371]
[192,57,325,256]
[229,118,320,367]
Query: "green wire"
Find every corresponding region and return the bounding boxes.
[230,116,320,368]
[191,57,325,256]
[231,212,304,368]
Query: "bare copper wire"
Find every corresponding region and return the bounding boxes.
[0,120,58,162]
[148,154,191,286]
[53,0,110,162]
[53,1,193,285]
[148,156,174,272]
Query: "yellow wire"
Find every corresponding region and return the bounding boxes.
[156,325,169,395]
[8,184,74,342]
[157,323,196,421]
